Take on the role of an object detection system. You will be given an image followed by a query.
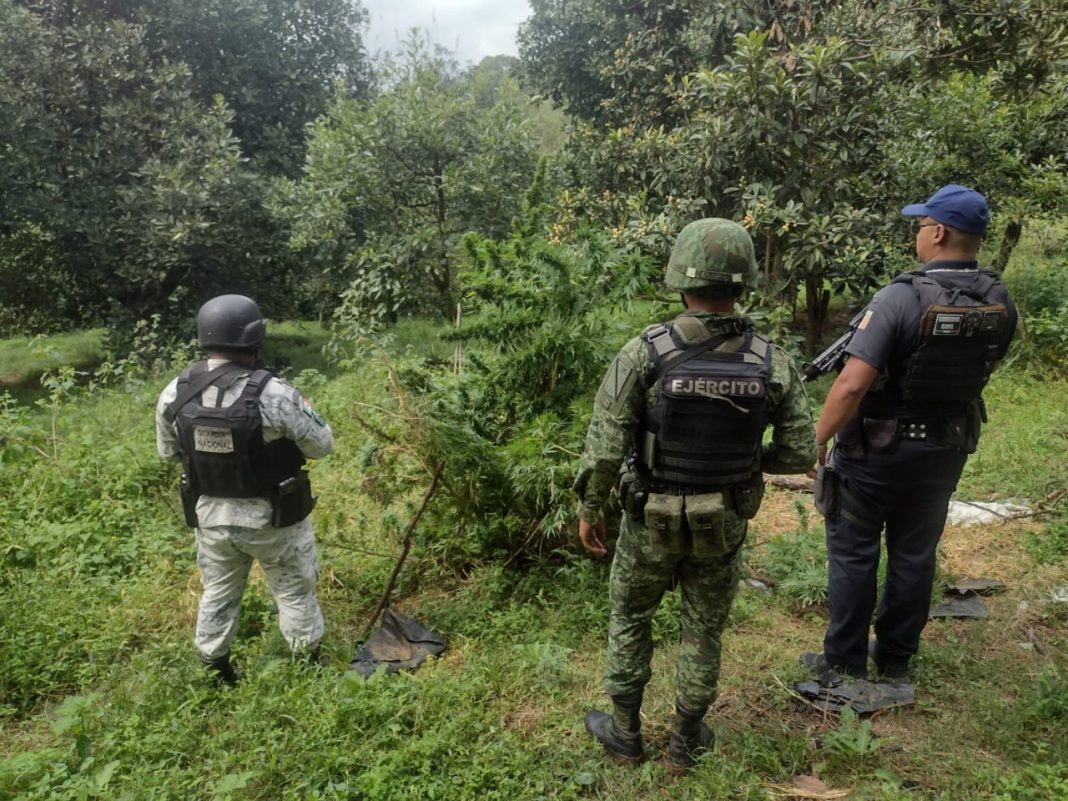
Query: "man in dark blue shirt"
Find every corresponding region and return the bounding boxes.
[802,184,1017,682]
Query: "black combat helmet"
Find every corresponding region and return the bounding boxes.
[196,294,266,350]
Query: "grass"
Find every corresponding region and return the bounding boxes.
[0,319,1065,800]
[0,328,105,389]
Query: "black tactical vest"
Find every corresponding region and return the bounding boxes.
[889,270,1010,406]
[167,362,305,497]
[638,318,772,490]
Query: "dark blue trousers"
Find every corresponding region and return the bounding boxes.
[823,440,968,674]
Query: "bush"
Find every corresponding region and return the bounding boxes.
[1003,236,1068,374]
[342,187,657,564]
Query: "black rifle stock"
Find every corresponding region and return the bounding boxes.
[802,308,868,383]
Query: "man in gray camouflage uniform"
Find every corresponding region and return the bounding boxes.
[575,219,815,771]
[156,295,333,686]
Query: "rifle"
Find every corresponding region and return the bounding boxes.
[802,308,868,382]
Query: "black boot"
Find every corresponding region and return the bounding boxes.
[305,646,323,668]
[869,641,910,683]
[666,702,713,773]
[202,653,239,688]
[584,693,644,763]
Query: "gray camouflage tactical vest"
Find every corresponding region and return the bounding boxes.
[638,316,772,490]
[889,270,1010,407]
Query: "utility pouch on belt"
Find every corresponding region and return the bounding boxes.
[862,417,898,451]
[271,473,315,528]
[685,492,730,557]
[618,470,649,520]
[732,473,765,519]
[644,493,686,554]
[180,473,199,528]
[813,464,840,517]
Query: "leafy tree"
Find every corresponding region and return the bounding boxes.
[912,0,1068,91]
[0,1,301,336]
[888,70,1068,270]
[550,31,896,353]
[16,0,373,176]
[518,0,856,129]
[284,33,541,336]
[682,33,897,352]
[518,0,738,128]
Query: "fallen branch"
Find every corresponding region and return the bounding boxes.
[361,462,444,640]
[765,474,815,492]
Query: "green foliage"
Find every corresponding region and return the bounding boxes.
[888,71,1068,271]
[1026,514,1068,565]
[1023,665,1068,721]
[134,0,373,176]
[0,1,306,338]
[342,182,656,562]
[958,369,1068,501]
[752,500,828,608]
[517,0,838,128]
[0,330,105,388]
[818,706,887,769]
[1004,236,1068,375]
[990,754,1068,801]
[284,32,542,335]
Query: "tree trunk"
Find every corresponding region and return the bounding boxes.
[994,220,1023,272]
[804,273,831,357]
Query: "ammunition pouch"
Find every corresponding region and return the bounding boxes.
[180,473,199,528]
[271,472,316,528]
[644,493,686,554]
[643,489,751,557]
[813,464,840,517]
[686,492,745,557]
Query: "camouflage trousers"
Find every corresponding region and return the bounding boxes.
[194,519,324,660]
[604,513,744,710]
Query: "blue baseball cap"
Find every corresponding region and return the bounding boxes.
[901,184,989,234]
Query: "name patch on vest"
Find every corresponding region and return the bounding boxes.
[663,374,767,400]
[194,426,235,453]
[932,312,964,336]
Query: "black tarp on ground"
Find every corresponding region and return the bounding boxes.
[795,677,916,713]
[350,608,447,678]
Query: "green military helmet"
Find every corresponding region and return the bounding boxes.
[665,218,758,294]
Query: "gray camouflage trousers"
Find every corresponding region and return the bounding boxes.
[604,512,745,710]
[194,519,324,660]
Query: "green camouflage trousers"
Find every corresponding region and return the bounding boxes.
[604,512,745,710]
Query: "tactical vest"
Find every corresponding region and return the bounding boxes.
[638,317,772,490]
[166,362,306,498]
[889,269,1010,406]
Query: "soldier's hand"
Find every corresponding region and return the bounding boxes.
[579,514,608,557]
[806,442,828,478]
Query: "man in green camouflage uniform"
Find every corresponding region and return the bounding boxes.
[575,219,815,771]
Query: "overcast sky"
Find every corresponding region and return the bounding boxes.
[361,0,531,65]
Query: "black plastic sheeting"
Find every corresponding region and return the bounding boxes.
[930,594,990,619]
[795,677,916,714]
[350,608,447,678]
